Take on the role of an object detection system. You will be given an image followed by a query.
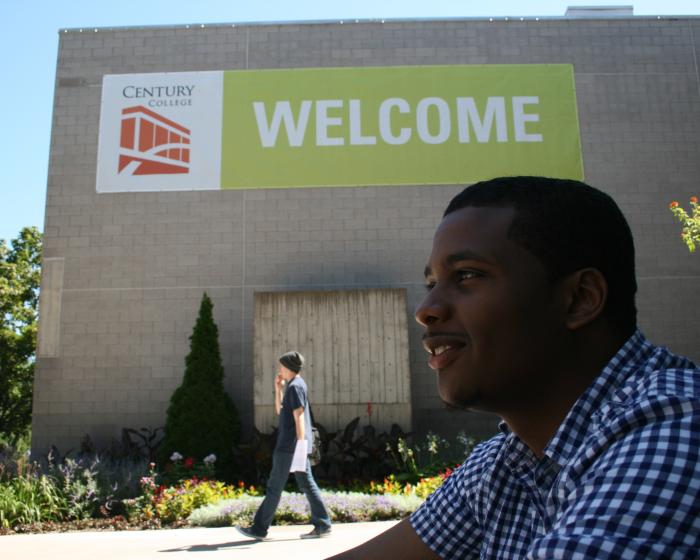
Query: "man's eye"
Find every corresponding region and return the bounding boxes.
[457,270,482,281]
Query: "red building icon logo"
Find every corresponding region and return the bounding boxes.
[118,105,191,175]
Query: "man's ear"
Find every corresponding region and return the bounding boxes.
[562,268,608,330]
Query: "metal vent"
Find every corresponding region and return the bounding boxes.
[565,5,634,17]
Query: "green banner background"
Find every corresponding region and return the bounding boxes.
[221,65,582,189]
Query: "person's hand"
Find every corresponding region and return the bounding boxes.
[275,374,285,390]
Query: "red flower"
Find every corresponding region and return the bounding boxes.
[691,196,698,204]
[367,402,373,417]
[184,457,195,469]
[669,201,679,209]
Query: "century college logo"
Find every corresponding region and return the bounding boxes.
[118,105,191,175]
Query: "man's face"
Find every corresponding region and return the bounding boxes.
[416,206,569,413]
[278,364,296,381]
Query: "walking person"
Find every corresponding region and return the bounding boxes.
[237,351,332,541]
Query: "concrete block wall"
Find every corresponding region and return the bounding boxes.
[33,17,700,453]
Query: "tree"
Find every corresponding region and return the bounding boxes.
[669,197,700,253]
[159,292,241,479]
[0,227,42,447]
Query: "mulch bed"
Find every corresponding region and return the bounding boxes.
[0,517,189,535]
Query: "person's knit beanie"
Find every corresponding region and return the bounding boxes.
[279,351,304,373]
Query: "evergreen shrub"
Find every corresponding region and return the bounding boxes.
[159,293,240,479]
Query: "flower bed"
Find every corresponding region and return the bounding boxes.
[188,491,423,527]
[1,431,469,534]
[1,460,457,533]
[125,473,260,525]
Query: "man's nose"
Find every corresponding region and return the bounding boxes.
[415,286,450,327]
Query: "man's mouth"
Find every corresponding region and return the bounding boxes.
[422,335,467,370]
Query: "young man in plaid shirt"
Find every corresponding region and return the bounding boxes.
[330,177,700,559]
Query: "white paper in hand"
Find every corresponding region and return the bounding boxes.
[290,439,308,472]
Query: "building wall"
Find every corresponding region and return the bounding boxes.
[33,17,700,453]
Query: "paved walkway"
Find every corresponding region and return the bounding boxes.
[1,520,399,559]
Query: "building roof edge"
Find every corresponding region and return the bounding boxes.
[58,14,700,34]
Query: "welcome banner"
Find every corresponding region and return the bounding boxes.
[96,65,582,193]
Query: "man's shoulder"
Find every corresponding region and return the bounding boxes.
[285,376,308,405]
[452,433,509,483]
[622,342,699,400]
[410,433,509,526]
[470,433,509,460]
[600,343,700,429]
[289,376,308,393]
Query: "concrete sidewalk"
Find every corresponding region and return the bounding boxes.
[1,520,399,559]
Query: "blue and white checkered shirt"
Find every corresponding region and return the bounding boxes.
[410,330,700,559]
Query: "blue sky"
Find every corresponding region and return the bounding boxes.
[2,0,698,244]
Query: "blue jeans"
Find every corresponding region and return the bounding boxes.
[251,450,331,536]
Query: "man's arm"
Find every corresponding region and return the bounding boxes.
[326,518,440,560]
[274,374,284,415]
[292,406,305,440]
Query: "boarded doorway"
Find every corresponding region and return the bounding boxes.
[253,288,412,434]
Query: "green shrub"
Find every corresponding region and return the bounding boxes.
[159,293,241,480]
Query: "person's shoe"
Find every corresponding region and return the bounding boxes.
[235,525,267,541]
[300,526,332,539]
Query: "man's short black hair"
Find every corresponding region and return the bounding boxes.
[444,176,637,334]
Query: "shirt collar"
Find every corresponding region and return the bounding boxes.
[543,329,652,466]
